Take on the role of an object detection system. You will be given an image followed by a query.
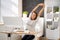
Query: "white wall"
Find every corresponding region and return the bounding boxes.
[0,0,1,20]
[0,0,3,23]
[1,0,18,17]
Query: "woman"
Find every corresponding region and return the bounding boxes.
[22,3,44,40]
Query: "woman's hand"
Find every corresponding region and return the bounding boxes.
[38,3,44,6]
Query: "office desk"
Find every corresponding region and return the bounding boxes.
[0,31,37,40]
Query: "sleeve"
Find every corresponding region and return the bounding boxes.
[35,16,40,21]
[22,18,29,30]
[35,17,44,37]
[29,12,32,18]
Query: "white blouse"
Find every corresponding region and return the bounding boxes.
[23,12,44,37]
[25,12,39,31]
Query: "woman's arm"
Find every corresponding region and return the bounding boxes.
[32,4,40,12]
[32,3,44,12]
[38,3,45,16]
[38,7,44,16]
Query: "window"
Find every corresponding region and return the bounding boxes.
[1,0,19,17]
[47,7,52,13]
[0,0,22,24]
[53,6,59,13]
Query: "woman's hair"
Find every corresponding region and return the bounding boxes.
[31,11,38,20]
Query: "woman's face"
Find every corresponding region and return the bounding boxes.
[31,12,36,20]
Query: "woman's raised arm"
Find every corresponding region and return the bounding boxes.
[38,3,45,16]
[32,4,40,12]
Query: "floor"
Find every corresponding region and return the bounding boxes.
[39,37,60,40]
